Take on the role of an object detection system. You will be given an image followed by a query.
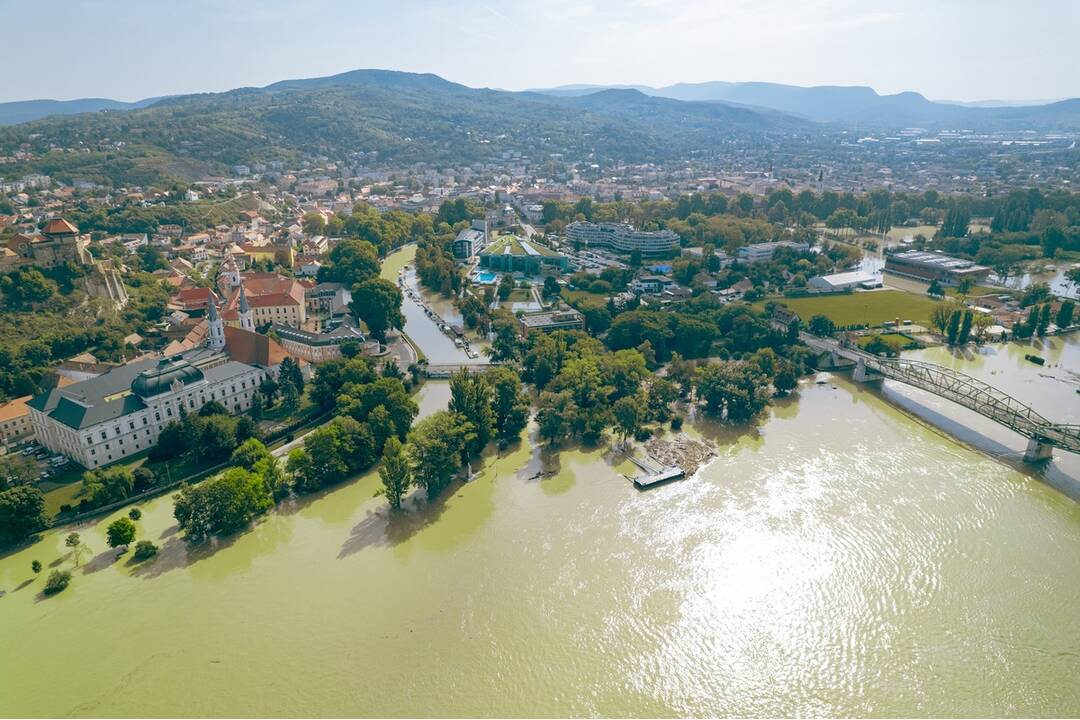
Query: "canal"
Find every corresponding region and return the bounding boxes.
[381,245,487,366]
[1,342,1079,715]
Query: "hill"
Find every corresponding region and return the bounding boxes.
[537,80,1080,130]
[0,97,163,126]
[0,70,810,186]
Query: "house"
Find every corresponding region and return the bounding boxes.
[632,274,675,294]
[517,308,585,336]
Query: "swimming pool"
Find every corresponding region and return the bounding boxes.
[475,271,498,284]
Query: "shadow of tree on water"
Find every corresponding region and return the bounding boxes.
[337,480,459,559]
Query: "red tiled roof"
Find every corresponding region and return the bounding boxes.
[223,326,294,367]
[42,218,79,235]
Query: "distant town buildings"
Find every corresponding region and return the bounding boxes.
[565,221,679,256]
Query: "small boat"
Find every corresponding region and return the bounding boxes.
[1025,354,1046,366]
[814,372,832,385]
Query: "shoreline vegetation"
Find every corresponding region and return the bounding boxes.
[4,185,1080,585]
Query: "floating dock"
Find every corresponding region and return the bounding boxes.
[632,466,685,489]
[623,451,686,489]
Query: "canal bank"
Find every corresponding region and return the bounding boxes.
[2,356,1079,716]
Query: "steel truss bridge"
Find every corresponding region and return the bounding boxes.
[801,333,1080,461]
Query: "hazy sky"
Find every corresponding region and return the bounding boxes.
[2,0,1077,103]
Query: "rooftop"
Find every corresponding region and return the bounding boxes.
[480,234,561,258]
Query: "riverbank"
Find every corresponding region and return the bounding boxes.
[2,369,1078,716]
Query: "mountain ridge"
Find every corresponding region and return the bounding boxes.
[4,70,1077,128]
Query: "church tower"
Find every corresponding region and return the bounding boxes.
[222,255,241,288]
[237,282,255,332]
[206,298,225,351]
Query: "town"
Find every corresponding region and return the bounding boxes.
[1,8,1079,716]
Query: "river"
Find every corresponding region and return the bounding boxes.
[2,344,1080,716]
[382,244,488,366]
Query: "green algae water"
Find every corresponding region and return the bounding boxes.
[3,346,1080,717]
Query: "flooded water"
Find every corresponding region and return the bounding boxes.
[2,348,1080,715]
[382,246,486,366]
[991,265,1080,300]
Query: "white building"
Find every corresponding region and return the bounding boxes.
[28,352,265,469]
[566,221,679,256]
[736,240,811,264]
[807,270,882,292]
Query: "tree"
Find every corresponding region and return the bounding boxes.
[1036,303,1052,336]
[280,357,304,393]
[310,356,374,409]
[930,302,958,335]
[280,380,300,414]
[173,467,273,544]
[317,237,380,285]
[259,376,280,405]
[536,390,575,447]
[302,212,326,236]
[378,436,412,510]
[129,508,142,520]
[497,273,514,301]
[230,438,273,471]
[0,454,39,488]
[43,569,72,595]
[957,310,974,345]
[31,559,42,573]
[287,429,348,493]
[646,378,679,421]
[1056,300,1075,329]
[694,361,771,422]
[542,276,561,300]
[106,517,137,549]
[772,359,798,395]
[249,391,264,422]
[807,314,835,337]
[629,248,642,268]
[132,540,158,561]
[955,277,975,297]
[0,486,47,542]
[407,411,474,498]
[65,532,88,566]
[197,400,228,416]
[351,277,404,343]
[612,395,644,447]
[486,366,530,443]
[133,467,156,494]
[864,335,901,357]
[336,376,418,444]
[927,279,944,297]
[946,310,962,345]
[1021,283,1052,308]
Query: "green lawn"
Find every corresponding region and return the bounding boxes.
[379,244,417,282]
[561,288,608,309]
[766,290,940,327]
[856,332,922,350]
[505,288,533,302]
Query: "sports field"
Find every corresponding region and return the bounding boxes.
[765,290,940,327]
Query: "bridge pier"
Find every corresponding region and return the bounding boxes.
[853,357,883,383]
[1023,437,1054,463]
